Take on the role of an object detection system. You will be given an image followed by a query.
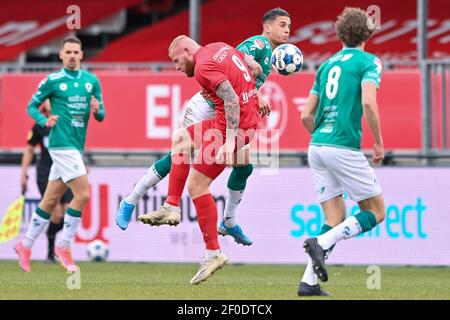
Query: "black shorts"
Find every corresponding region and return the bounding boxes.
[37,179,74,204]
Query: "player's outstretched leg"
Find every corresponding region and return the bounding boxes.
[305,195,385,282]
[138,129,192,226]
[218,163,253,245]
[116,152,172,230]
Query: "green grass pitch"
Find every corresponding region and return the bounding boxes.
[1,261,449,300]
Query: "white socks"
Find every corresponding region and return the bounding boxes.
[125,166,162,205]
[223,189,244,227]
[317,216,362,250]
[301,258,318,286]
[206,249,220,260]
[23,212,50,248]
[59,214,81,248]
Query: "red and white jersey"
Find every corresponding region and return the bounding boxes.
[194,42,260,130]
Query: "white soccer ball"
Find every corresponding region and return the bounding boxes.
[271,43,303,75]
[87,239,109,262]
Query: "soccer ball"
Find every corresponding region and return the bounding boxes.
[87,239,109,262]
[271,43,303,75]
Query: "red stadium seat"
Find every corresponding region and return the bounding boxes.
[0,0,143,62]
[91,0,450,63]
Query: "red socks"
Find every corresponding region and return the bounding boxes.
[166,153,190,206]
[193,194,219,250]
[166,153,220,251]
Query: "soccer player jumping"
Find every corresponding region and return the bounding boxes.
[115,8,291,246]
[299,7,385,296]
[141,35,262,284]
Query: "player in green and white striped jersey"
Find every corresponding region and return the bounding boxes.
[299,7,386,296]
[15,37,105,273]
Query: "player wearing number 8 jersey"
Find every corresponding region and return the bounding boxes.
[309,43,382,150]
[298,7,386,296]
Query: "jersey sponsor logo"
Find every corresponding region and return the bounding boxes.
[71,119,85,128]
[85,82,93,92]
[319,126,333,133]
[253,39,264,49]
[59,83,68,91]
[213,45,231,63]
[241,88,258,104]
[257,81,289,144]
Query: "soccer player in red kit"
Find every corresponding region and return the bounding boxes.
[139,35,262,284]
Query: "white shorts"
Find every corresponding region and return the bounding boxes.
[308,145,382,203]
[48,149,87,183]
[180,92,216,128]
[181,91,250,150]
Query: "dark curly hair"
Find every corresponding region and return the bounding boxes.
[336,7,375,47]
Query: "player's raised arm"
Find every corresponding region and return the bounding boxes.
[362,82,384,164]
[215,80,240,164]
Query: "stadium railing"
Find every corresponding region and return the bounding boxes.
[0,60,420,74]
[0,62,174,74]
[2,149,450,167]
[422,60,450,159]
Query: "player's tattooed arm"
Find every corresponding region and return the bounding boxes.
[216,80,240,140]
[243,54,263,79]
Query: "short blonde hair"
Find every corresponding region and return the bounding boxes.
[168,35,188,54]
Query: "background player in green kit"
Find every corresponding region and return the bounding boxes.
[116,8,291,245]
[14,36,105,273]
[298,7,386,296]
